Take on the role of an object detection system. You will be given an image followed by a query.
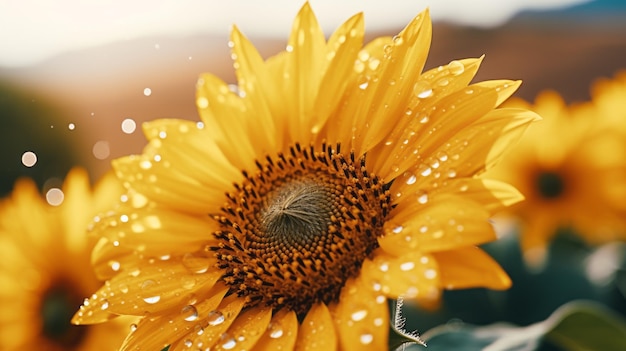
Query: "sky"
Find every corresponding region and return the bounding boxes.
[0,0,592,67]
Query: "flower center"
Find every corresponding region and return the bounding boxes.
[41,281,88,347]
[211,143,392,315]
[536,171,564,199]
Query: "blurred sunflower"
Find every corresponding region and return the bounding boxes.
[0,168,130,351]
[486,76,626,260]
[72,3,537,350]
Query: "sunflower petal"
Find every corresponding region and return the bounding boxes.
[73,259,222,323]
[253,309,299,351]
[368,57,484,174]
[282,2,326,143]
[230,26,279,156]
[361,250,440,301]
[309,12,364,140]
[120,284,228,351]
[332,276,389,351]
[295,303,337,351]
[380,195,495,255]
[212,305,272,350]
[433,246,511,290]
[354,10,432,155]
[172,294,246,350]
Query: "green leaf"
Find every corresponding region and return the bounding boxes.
[397,301,626,351]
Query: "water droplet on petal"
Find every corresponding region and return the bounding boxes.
[413,81,433,99]
[268,322,284,339]
[184,339,193,347]
[351,309,368,322]
[425,269,437,279]
[400,261,415,271]
[448,60,465,75]
[143,295,160,304]
[130,323,138,332]
[220,333,236,349]
[360,333,374,345]
[181,305,199,321]
[207,310,225,326]
[392,225,403,234]
[417,191,429,204]
[101,299,109,310]
[405,174,417,185]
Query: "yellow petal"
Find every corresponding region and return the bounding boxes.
[253,309,299,351]
[380,195,495,255]
[309,12,364,140]
[170,294,246,350]
[73,258,222,323]
[332,275,389,351]
[89,205,220,279]
[196,72,259,171]
[120,284,228,351]
[368,57,484,175]
[354,10,432,155]
[211,305,272,350]
[361,250,440,301]
[295,303,337,351]
[113,119,239,216]
[433,246,511,290]
[324,36,391,145]
[230,26,279,156]
[283,2,326,144]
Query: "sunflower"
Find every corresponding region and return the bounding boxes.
[0,168,131,351]
[485,76,626,259]
[72,4,537,350]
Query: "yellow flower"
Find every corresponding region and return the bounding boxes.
[486,74,626,258]
[73,4,537,350]
[0,168,130,351]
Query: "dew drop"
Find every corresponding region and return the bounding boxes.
[21,151,37,167]
[425,269,437,279]
[93,140,111,160]
[360,333,374,345]
[181,305,199,321]
[68,123,76,130]
[197,97,209,109]
[46,188,64,206]
[359,81,369,90]
[268,322,284,339]
[465,88,474,95]
[121,118,137,134]
[437,77,449,86]
[143,88,152,96]
[379,262,389,272]
[221,334,236,349]
[130,323,138,332]
[184,339,193,347]
[143,295,161,304]
[109,260,121,272]
[207,310,225,326]
[447,169,457,178]
[418,164,432,177]
[405,174,417,185]
[392,225,403,234]
[413,81,433,99]
[101,299,109,310]
[419,115,429,124]
[400,261,415,271]
[182,253,210,274]
[416,191,429,204]
[448,60,465,75]
[351,309,368,322]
